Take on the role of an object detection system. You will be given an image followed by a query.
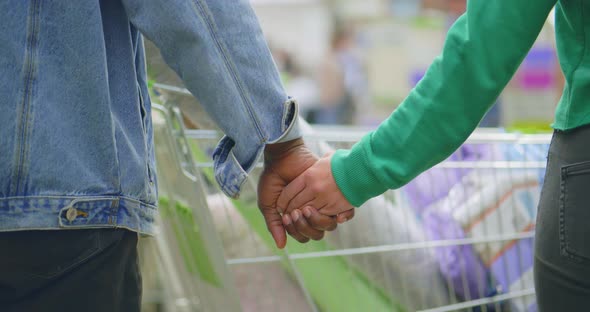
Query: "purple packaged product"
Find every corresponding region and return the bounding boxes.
[405,143,496,214]
[422,209,493,301]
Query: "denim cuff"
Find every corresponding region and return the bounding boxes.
[213,98,303,198]
[271,98,302,143]
[212,136,255,199]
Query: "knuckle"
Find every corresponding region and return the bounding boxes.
[310,183,323,194]
[303,170,315,182]
[319,218,335,229]
[291,234,305,242]
[285,225,296,235]
[308,218,322,229]
[302,171,310,180]
[299,237,310,243]
[295,217,308,227]
[312,232,325,241]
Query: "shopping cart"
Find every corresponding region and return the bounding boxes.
[141,83,551,312]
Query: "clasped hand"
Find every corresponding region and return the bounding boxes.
[258,139,354,249]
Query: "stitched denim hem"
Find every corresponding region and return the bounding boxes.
[0,196,158,235]
[272,98,302,143]
[213,137,251,199]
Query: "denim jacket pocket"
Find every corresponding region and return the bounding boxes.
[559,160,590,262]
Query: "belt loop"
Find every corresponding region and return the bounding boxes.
[108,198,120,225]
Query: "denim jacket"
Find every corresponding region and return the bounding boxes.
[0,0,301,234]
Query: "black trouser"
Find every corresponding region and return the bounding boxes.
[535,126,590,310]
[0,229,141,312]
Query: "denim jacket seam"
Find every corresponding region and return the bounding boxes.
[137,83,154,186]
[11,0,42,196]
[0,195,158,209]
[110,111,122,193]
[192,0,266,144]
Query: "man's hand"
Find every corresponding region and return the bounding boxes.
[277,152,354,218]
[258,139,353,248]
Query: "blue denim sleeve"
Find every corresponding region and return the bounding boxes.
[121,0,302,198]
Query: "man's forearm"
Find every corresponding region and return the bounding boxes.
[122,0,302,197]
[122,0,300,164]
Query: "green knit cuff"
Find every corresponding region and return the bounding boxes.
[330,143,388,207]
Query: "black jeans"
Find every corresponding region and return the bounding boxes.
[535,126,590,311]
[0,229,141,312]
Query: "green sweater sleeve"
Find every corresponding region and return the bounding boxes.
[331,0,557,207]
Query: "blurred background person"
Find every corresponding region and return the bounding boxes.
[272,47,320,121]
[310,26,369,125]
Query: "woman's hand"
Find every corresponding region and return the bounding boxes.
[277,153,355,220]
